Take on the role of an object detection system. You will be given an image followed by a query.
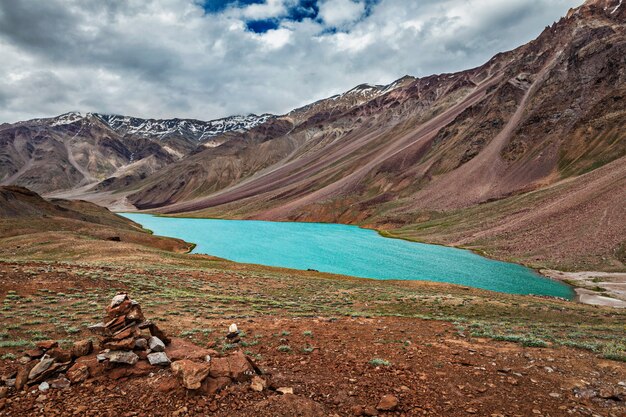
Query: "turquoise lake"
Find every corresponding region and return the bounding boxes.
[121,213,574,299]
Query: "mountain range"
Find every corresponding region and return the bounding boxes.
[1,0,624,271]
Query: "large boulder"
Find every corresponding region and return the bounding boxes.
[107,361,152,380]
[36,341,58,350]
[47,347,72,363]
[101,337,136,351]
[200,376,231,395]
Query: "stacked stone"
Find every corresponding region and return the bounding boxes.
[88,293,171,367]
[6,339,93,392]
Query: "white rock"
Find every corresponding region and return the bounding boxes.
[229,323,238,334]
[110,293,128,308]
[38,382,49,392]
[277,387,294,395]
[108,351,138,365]
[205,354,212,363]
[147,352,170,366]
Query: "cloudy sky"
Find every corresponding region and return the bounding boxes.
[0,0,583,123]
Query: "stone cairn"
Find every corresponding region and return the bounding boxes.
[88,292,172,367]
[1,293,263,399]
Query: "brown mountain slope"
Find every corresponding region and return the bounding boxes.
[131,1,624,212]
[385,155,626,272]
[122,0,626,270]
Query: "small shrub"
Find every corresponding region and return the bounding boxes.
[369,358,391,367]
[65,327,80,335]
[277,345,291,353]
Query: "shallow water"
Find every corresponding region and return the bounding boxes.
[122,214,574,299]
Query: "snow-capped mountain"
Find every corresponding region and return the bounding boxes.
[47,112,274,141]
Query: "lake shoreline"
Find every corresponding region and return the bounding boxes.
[541,269,626,308]
[120,213,575,300]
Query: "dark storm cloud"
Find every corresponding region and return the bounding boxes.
[0,0,583,123]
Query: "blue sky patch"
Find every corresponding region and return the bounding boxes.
[201,0,264,14]
[246,19,281,32]
[200,1,381,33]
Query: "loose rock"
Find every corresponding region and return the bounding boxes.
[148,336,165,353]
[147,352,171,366]
[71,340,93,358]
[172,360,211,390]
[377,394,398,411]
[36,340,58,350]
[134,338,148,350]
[49,377,71,389]
[250,376,266,392]
[28,356,55,380]
[107,351,139,365]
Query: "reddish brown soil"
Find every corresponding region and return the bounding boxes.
[2,316,625,416]
[1,261,624,417]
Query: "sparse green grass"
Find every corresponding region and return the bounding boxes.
[277,345,291,353]
[0,259,624,364]
[0,340,34,348]
[369,358,391,367]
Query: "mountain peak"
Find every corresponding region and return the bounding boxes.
[44,112,274,141]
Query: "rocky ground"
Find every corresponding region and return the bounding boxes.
[1,315,625,416]
[0,260,625,416]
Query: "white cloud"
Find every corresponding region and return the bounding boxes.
[318,0,365,27]
[258,27,292,49]
[0,0,584,123]
[240,0,288,20]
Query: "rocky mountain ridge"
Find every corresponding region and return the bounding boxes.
[38,111,274,142]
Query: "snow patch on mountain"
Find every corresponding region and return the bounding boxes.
[45,112,274,141]
[95,113,274,141]
[49,112,84,127]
